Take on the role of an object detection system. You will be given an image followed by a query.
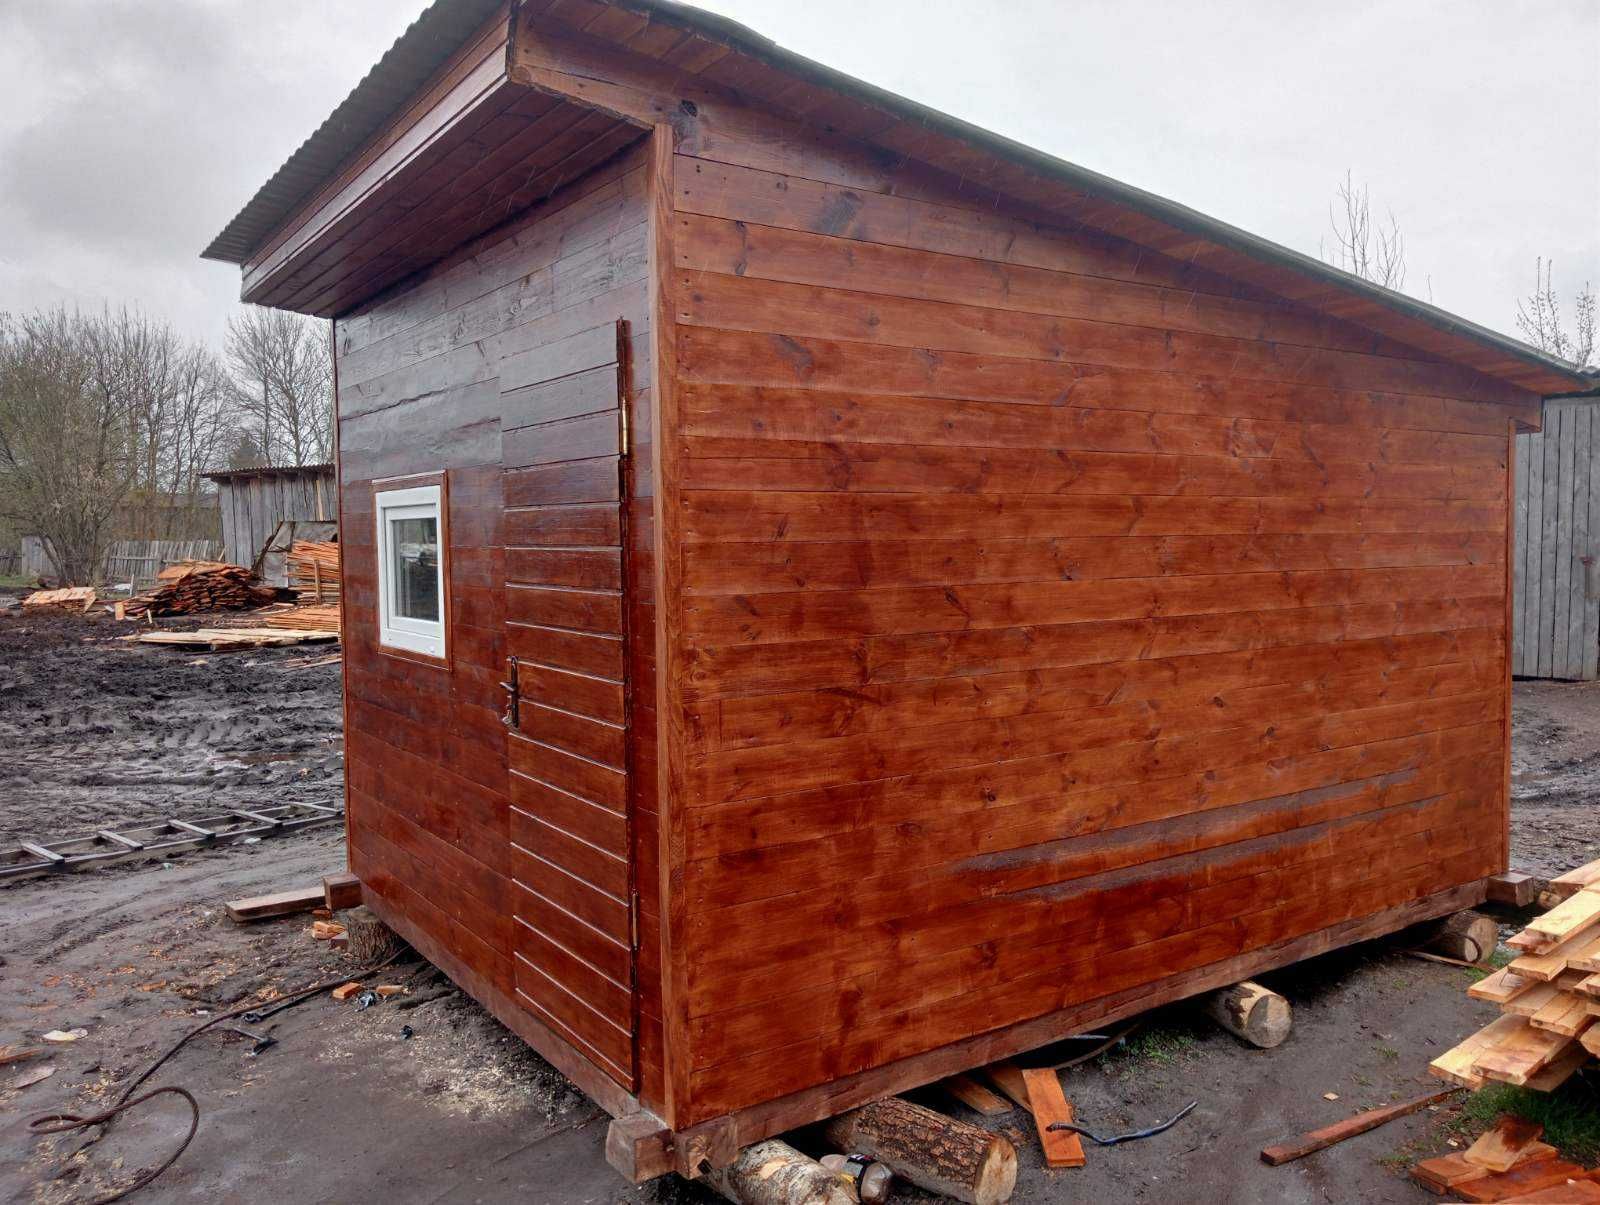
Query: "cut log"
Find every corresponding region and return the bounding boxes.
[820,1097,1017,1205]
[705,1140,854,1205]
[1260,1087,1460,1166]
[1421,910,1501,964]
[1199,980,1292,1048]
[226,886,323,923]
[342,905,402,963]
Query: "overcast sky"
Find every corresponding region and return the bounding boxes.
[1,0,1595,354]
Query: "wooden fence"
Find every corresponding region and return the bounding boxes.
[16,536,223,591]
[1513,398,1600,680]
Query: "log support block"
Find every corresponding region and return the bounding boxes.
[705,1140,854,1205]
[1200,980,1292,1048]
[323,871,362,911]
[820,1096,1017,1205]
[1487,872,1542,908]
[1420,910,1501,964]
[342,905,402,964]
[606,1113,674,1184]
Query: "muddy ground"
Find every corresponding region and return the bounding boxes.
[3,609,1600,1204]
[0,609,342,846]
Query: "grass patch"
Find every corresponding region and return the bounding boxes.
[1451,1078,1600,1166]
[1106,1026,1199,1068]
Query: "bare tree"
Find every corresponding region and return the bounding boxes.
[80,308,237,538]
[1321,170,1407,291]
[0,309,136,582]
[1516,257,1597,370]
[225,307,333,466]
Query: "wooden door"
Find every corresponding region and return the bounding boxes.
[500,320,638,1091]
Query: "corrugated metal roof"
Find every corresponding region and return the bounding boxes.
[200,0,503,264]
[202,463,335,481]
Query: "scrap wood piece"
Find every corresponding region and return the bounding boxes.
[978,1060,1031,1109]
[0,1044,44,1067]
[1531,891,1600,944]
[1415,1151,1495,1193]
[703,1139,854,1205]
[1260,1087,1461,1167]
[12,1063,56,1090]
[1019,1067,1085,1169]
[323,872,361,911]
[1473,1017,1577,1086]
[1470,967,1537,1006]
[331,982,363,1002]
[1453,1157,1597,1203]
[1511,1182,1600,1203]
[937,1072,1012,1116]
[1488,872,1543,907]
[820,1096,1017,1205]
[1551,859,1600,901]
[1463,1115,1546,1174]
[1200,980,1291,1048]
[226,886,324,923]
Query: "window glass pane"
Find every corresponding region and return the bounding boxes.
[389,515,440,621]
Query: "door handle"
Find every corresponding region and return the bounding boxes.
[500,655,520,730]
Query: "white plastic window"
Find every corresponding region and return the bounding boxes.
[375,484,445,658]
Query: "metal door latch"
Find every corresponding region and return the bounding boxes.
[500,655,520,730]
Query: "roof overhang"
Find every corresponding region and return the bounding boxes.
[202,0,1597,398]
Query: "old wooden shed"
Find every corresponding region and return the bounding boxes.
[204,463,337,577]
[202,0,1598,1180]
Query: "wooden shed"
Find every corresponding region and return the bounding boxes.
[202,0,1598,1182]
[204,463,337,577]
[1512,400,1600,680]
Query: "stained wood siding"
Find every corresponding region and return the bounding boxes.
[337,140,659,1112]
[660,128,1530,1126]
[1513,400,1600,679]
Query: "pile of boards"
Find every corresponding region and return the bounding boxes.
[118,561,277,619]
[21,586,96,612]
[1431,857,1600,1093]
[267,540,342,634]
[1413,1116,1600,1202]
[287,540,339,604]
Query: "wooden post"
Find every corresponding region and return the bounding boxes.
[705,1140,855,1205]
[1419,910,1500,964]
[820,1097,1017,1205]
[1201,981,1292,1048]
[605,1114,673,1184]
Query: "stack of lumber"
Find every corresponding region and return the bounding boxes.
[1431,859,1600,1093]
[118,562,277,619]
[262,604,340,634]
[1413,1115,1599,1201]
[287,540,340,604]
[130,627,337,651]
[22,586,96,611]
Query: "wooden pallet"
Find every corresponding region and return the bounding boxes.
[0,802,344,883]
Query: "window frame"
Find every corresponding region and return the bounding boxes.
[374,480,448,661]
